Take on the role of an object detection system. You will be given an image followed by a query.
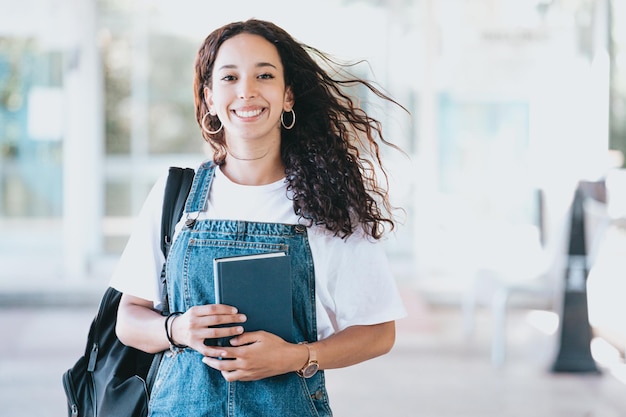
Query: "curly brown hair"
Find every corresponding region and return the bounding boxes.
[193,19,406,239]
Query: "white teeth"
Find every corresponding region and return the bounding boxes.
[235,109,262,118]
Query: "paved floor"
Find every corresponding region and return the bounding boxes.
[1,284,626,417]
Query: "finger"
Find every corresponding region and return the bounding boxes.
[189,304,239,317]
[229,331,261,346]
[202,325,245,342]
[201,348,227,361]
[222,370,242,382]
[202,355,239,372]
[202,344,243,359]
[189,313,247,330]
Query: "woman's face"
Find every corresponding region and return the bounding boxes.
[205,33,294,145]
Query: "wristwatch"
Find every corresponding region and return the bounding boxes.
[296,342,319,378]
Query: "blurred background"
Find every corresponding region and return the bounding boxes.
[2,0,626,416]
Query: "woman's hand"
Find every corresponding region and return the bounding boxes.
[170,304,247,352]
[117,295,248,355]
[201,332,308,382]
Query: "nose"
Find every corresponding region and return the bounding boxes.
[238,77,257,99]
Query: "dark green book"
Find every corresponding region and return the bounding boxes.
[210,252,293,346]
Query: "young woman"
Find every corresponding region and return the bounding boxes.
[112,19,407,416]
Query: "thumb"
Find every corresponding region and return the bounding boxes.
[229,331,262,346]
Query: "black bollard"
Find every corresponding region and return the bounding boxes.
[551,184,601,373]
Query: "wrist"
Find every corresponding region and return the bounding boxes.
[295,343,309,371]
[165,312,187,350]
[296,342,319,378]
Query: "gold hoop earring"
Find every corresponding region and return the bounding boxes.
[281,109,296,130]
[201,112,223,135]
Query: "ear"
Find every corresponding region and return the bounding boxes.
[204,87,214,114]
[283,87,295,111]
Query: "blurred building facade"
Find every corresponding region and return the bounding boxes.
[0,0,623,301]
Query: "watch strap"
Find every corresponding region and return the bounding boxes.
[297,342,318,377]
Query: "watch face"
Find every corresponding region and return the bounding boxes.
[302,362,319,378]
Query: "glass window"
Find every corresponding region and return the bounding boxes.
[0,38,64,218]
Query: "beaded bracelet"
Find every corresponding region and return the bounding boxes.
[165,311,188,350]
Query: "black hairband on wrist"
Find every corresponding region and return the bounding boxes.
[165,311,188,350]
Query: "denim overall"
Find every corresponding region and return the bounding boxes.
[149,162,332,417]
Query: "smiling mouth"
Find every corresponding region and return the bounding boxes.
[233,108,264,118]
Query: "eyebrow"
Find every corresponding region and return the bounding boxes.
[217,62,278,71]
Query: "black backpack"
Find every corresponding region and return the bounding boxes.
[62,167,195,417]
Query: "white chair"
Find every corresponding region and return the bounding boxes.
[463,184,610,367]
[462,188,571,367]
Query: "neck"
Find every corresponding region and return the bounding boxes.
[221,154,285,186]
[222,133,284,185]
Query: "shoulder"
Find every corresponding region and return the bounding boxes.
[307,225,388,264]
[307,224,383,245]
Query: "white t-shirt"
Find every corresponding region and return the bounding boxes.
[109,165,407,340]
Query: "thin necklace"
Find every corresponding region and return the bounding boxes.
[227,148,270,161]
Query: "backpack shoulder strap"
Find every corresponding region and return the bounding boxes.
[161,167,195,258]
[158,167,195,314]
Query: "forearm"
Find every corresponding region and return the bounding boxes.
[313,321,396,371]
[201,321,396,382]
[117,294,250,355]
[116,294,170,354]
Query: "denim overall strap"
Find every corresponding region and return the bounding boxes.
[184,160,216,214]
[149,162,332,417]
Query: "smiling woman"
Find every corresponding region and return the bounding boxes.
[111,18,408,417]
